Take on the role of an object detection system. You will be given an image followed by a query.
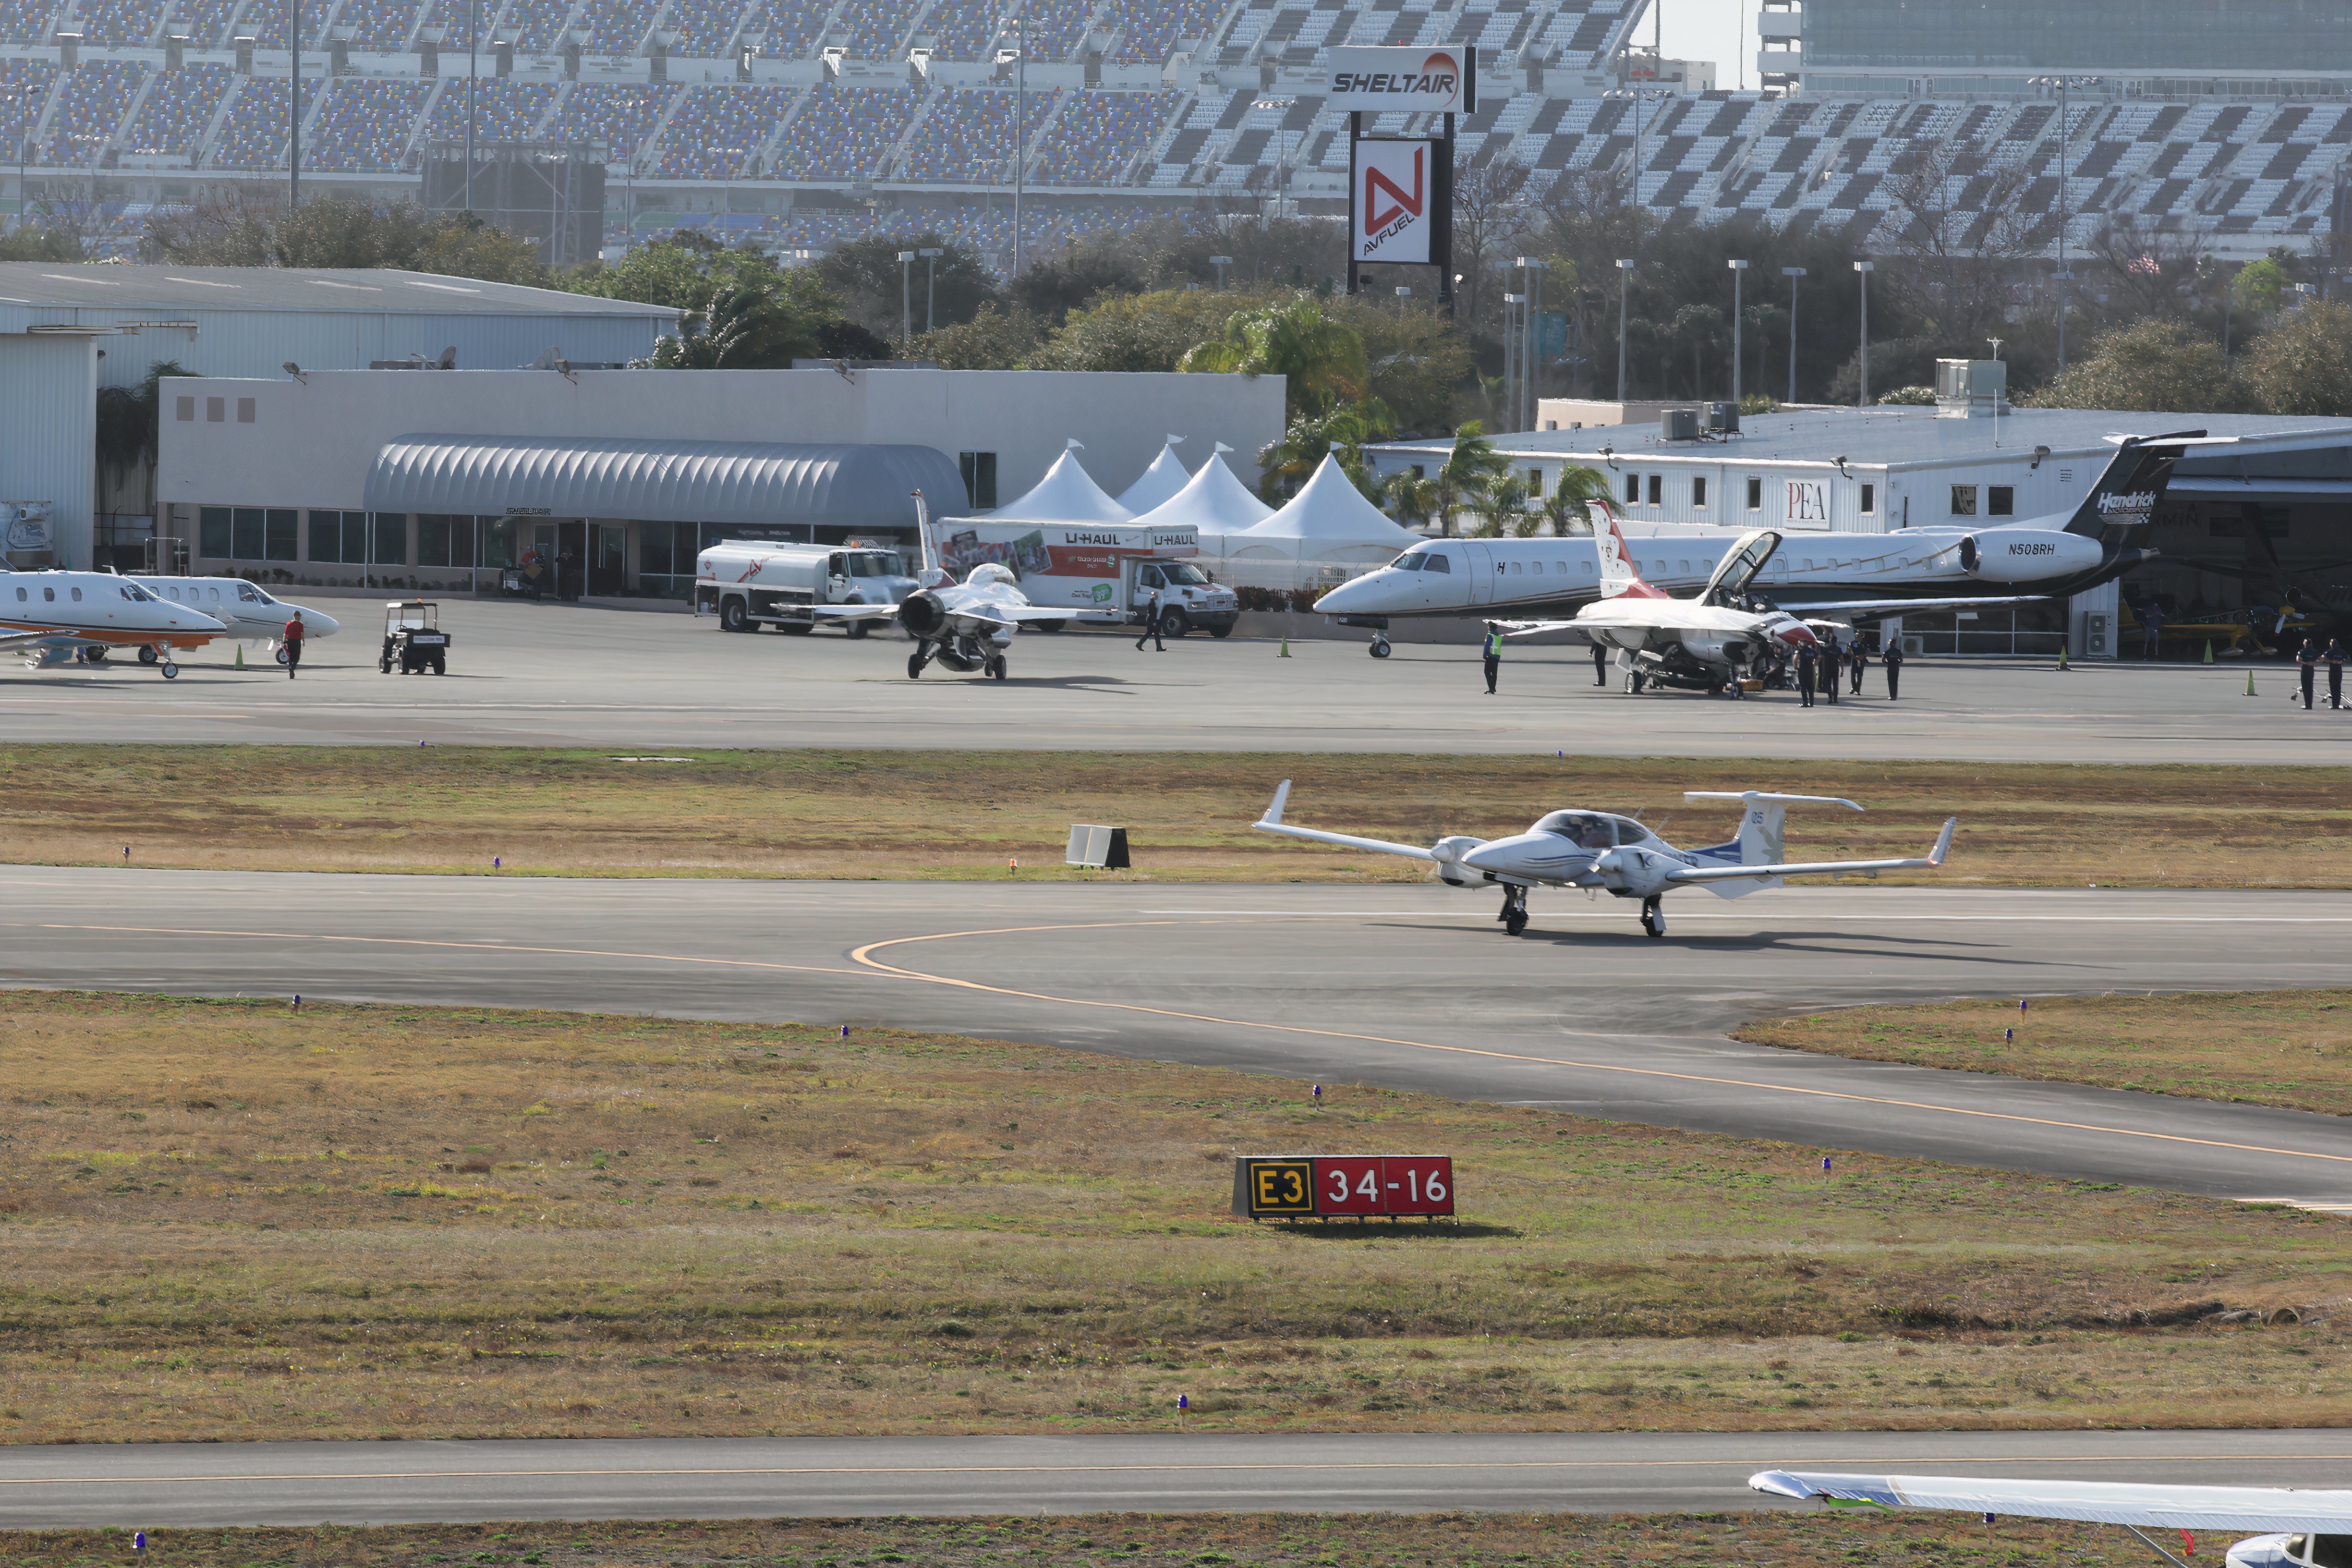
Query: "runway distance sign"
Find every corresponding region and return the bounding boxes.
[1233,1155,1456,1220]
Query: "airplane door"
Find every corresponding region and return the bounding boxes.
[1462,542,1496,605]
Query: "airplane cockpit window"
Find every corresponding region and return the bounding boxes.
[1610,816,1655,844]
[2310,1535,2352,1568]
[1533,812,1614,849]
[237,584,264,602]
[1420,551,1451,574]
[1388,551,1423,571]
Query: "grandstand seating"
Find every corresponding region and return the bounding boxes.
[896,82,1044,184]
[40,57,140,162]
[770,79,906,180]
[650,79,786,176]
[420,74,552,139]
[207,73,319,168]
[545,77,664,159]
[580,0,655,56]
[158,0,238,47]
[0,53,54,149]
[499,0,578,54]
[1031,86,1174,186]
[744,0,825,61]
[412,0,477,49]
[73,0,164,49]
[237,0,336,51]
[332,0,420,50]
[302,74,429,169]
[119,54,223,152]
[659,0,736,60]
[1103,0,1217,65]
[914,0,994,62]
[0,0,58,46]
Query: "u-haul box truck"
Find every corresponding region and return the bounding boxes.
[935,520,1240,638]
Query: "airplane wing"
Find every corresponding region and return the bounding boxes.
[993,606,1122,623]
[1668,817,1955,883]
[1491,619,1585,638]
[1751,1471,2352,1532]
[807,603,903,621]
[1778,594,2048,618]
[1252,779,1437,862]
[0,629,88,652]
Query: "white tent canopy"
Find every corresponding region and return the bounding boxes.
[1133,449,1273,549]
[1225,454,1420,562]
[1116,440,1193,514]
[991,449,1134,523]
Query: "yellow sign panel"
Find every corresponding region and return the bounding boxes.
[1244,1158,1315,1216]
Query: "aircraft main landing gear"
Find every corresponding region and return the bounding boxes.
[1497,886,1529,936]
[907,642,930,680]
[1639,896,1665,939]
[985,653,1008,681]
[1368,635,1392,659]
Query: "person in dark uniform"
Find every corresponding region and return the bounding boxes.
[1848,636,1868,695]
[2328,638,2347,710]
[1794,640,1817,707]
[2298,638,2321,709]
[1591,641,1609,686]
[1482,623,1504,695]
[1883,636,1905,701]
[1134,587,1164,652]
[1818,630,1840,704]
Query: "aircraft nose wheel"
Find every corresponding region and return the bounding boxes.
[1369,636,1391,659]
[160,660,179,680]
[986,655,1008,681]
[1639,897,1665,938]
[1498,888,1529,936]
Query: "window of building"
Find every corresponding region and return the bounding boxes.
[1988,485,2013,516]
[480,517,518,571]
[175,396,194,421]
[310,511,352,563]
[229,506,265,558]
[199,505,231,559]
[418,515,479,569]
[236,398,255,424]
[1411,464,1426,480]
[1746,476,1762,510]
[1861,483,1876,515]
[1624,472,1640,503]
[1526,466,1544,495]
[266,509,298,561]
[1951,485,1977,516]
[370,513,406,565]
[205,396,224,423]
[1646,474,1662,506]
[1692,476,1708,507]
[958,451,998,511]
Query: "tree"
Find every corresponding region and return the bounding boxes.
[2083,213,2207,327]
[1383,469,1438,532]
[1451,157,1531,334]
[1253,398,1395,503]
[1538,464,1611,536]
[0,225,83,261]
[94,359,191,516]
[640,285,823,368]
[1345,298,1476,435]
[1178,296,1368,421]
[1029,287,1259,373]
[145,192,551,285]
[573,238,835,316]
[409,211,556,287]
[2020,318,2245,413]
[814,231,1000,341]
[2240,300,2352,416]
[911,302,1043,369]
[1875,141,2036,344]
[1426,421,1509,537]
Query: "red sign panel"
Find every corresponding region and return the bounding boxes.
[1380,1155,1455,1216]
[1234,1155,1456,1219]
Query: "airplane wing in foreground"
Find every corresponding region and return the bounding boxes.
[1751,1471,2352,1532]
[806,603,903,620]
[1669,817,1955,883]
[1252,779,1437,862]
[1783,594,2048,618]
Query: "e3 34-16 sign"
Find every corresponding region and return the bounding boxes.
[1231,1155,1455,1221]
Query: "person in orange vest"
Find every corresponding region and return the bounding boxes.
[282,609,306,680]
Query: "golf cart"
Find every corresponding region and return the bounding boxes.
[379,600,450,674]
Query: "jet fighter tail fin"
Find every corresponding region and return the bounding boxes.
[1685,790,1864,866]
[1595,506,1671,600]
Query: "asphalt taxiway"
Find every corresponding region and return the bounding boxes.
[0,599,2340,762]
[9,1429,2352,1528]
[8,868,2352,1204]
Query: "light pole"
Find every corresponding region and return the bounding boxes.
[919,245,942,332]
[1209,254,1232,289]
[289,0,301,207]
[1854,258,1874,406]
[1727,257,1748,408]
[1009,3,1025,278]
[464,0,477,212]
[898,249,915,347]
[1615,257,1635,402]
[1517,255,1546,432]
[1502,291,1524,433]
[1782,265,1805,406]
[2029,73,2100,374]
[1986,335,2004,448]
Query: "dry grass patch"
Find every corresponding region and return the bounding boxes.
[1736,990,2352,1117]
[0,1511,2191,1568]
[6,989,2352,1445]
[3,745,2352,885]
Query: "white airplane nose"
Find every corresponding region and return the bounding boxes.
[306,610,341,636]
[1312,574,1384,615]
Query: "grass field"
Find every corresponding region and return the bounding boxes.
[1738,990,2352,1118]
[6,990,2350,1447]
[3,746,2352,886]
[0,1511,2181,1568]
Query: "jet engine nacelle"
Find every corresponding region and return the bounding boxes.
[899,589,949,638]
[1956,530,2104,582]
[1679,632,1768,669]
[1596,845,1675,899]
[1431,834,1489,887]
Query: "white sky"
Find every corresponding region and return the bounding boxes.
[1648,0,1756,92]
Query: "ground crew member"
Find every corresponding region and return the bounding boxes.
[1591,641,1608,687]
[1883,635,1905,701]
[1848,636,1868,695]
[1134,587,1164,653]
[281,609,305,680]
[1819,630,1841,705]
[1794,640,1817,707]
[1483,623,1504,695]
[2142,602,2164,660]
[2298,637,2321,709]
[2328,638,2347,710]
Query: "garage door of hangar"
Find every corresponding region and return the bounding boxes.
[361,434,966,595]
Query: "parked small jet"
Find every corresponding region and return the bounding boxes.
[1,569,226,678]
[130,574,341,660]
[1753,1470,2352,1568]
[1254,782,1956,937]
[810,490,1118,679]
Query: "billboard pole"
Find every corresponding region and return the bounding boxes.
[1436,110,1454,317]
[1345,110,1361,295]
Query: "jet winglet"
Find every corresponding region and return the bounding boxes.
[1928,816,1956,867]
[1261,779,1292,828]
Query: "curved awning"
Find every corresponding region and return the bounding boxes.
[363,435,965,532]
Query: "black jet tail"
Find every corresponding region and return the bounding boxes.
[2063,430,2203,546]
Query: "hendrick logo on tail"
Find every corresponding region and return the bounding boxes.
[2066,430,2202,540]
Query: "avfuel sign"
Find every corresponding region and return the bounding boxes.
[1334,45,1472,311]
[1232,1155,1456,1222]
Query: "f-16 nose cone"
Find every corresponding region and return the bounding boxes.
[1777,622,1818,645]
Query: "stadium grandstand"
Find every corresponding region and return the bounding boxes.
[0,0,2338,267]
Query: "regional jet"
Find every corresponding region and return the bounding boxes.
[1754,1470,2352,1568]
[1,569,226,678]
[130,574,341,659]
[1255,782,1955,938]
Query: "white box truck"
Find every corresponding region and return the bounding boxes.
[936,520,1240,638]
[694,541,919,636]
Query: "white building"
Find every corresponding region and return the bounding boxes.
[155,365,1286,597]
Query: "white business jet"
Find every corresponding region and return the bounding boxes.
[129,575,340,660]
[1254,781,1956,938]
[0,569,226,678]
[811,490,1118,680]
[1754,1470,2352,1568]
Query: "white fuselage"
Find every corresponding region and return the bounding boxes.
[0,570,226,649]
[1314,520,2105,622]
[1577,596,1817,674]
[129,576,341,642]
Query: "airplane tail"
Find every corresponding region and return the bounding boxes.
[2062,432,2202,545]
[910,488,948,586]
[1685,790,1864,866]
[1595,507,1670,600]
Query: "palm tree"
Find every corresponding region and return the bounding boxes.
[1538,464,1612,535]
[1253,397,1395,503]
[1427,422,1510,537]
[1384,470,1438,533]
[1179,297,1369,421]
[1465,472,1534,537]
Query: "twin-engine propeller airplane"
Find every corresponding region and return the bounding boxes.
[810,490,1118,680]
[1753,1471,2352,1568]
[1,569,226,678]
[1255,782,1955,937]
